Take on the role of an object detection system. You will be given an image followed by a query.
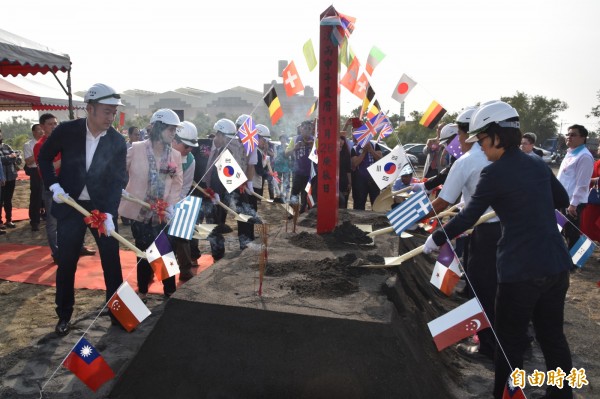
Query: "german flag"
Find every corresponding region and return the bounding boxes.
[306,98,318,117]
[360,86,375,119]
[420,101,446,129]
[263,87,283,125]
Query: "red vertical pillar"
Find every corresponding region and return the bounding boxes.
[317,6,340,234]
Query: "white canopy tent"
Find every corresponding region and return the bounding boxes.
[0,28,75,118]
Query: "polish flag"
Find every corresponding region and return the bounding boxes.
[427,298,490,351]
[282,61,304,97]
[108,281,151,332]
[430,242,462,296]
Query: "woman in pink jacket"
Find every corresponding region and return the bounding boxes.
[119,109,183,301]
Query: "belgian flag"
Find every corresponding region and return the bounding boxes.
[420,101,447,129]
[360,86,375,119]
[306,98,318,117]
[263,87,283,125]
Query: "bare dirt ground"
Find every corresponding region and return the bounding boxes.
[1,175,599,398]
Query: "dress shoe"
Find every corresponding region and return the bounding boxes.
[80,246,96,256]
[0,224,6,230]
[55,319,71,336]
[179,270,194,282]
[5,222,16,228]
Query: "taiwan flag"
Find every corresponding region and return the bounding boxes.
[63,337,115,392]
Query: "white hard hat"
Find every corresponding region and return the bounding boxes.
[235,114,251,127]
[213,118,237,136]
[466,101,520,143]
[439,123,459,144]
[150,109,183,127]
[456,106,478,124]
[175,121,199,147]
[84,83,123,106]
[256,124,271,138]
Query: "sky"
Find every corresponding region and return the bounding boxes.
[2,0,600,133]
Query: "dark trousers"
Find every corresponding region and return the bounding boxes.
[467,222,501,357]
[291,173,309,211]
[562,205,585,250]
[493,271,572,399]
[0,179,16,223]
[171,236,193,274]
[204,198,227,260]
[55,202,123,321]
[352,174,380,210]
[236,189,255,249]
[27,167,43,226]
[131,221,176,296]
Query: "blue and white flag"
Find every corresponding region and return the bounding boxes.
[168,196,202,240]
[386,191,431,235]
[555,209,568,232]
[570,235,596,267]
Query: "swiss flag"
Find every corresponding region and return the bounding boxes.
[427,298,490,351]
[108,281,151,332]
[340,56,360,93]
[352,73,370,100]
[282,61,304,97]
[391,73,417,104]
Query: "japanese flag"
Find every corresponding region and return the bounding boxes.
[391,73,417,104]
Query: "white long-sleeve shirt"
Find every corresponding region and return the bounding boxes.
[557,145,594,206]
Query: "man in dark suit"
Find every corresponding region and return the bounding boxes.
[38,83,127,336]
[424,101,573,399]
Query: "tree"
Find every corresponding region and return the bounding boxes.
[586,90,600,133]
[500,92,567,143]
[0,115,37,148]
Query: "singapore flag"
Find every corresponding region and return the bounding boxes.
[108,281,151,332]
[427,298,490,351]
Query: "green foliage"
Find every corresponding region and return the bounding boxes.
[190,112,213,137]
[501,92,568,142]
[0,115,37,148]
[586,90,600,133]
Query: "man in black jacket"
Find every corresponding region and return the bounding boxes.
[38,83,127,336]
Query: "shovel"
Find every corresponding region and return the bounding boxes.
[196,187,252,223]
[361,211,497,268]
[371,185,415,212]
[59,194,146,258]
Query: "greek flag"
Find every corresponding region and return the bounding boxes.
[569,235,596,267]
[386,191,431,235]
[168,196,202,240]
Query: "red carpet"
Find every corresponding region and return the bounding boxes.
[17,169,29,181]
[1,208,29,222]
[0,243,213,294]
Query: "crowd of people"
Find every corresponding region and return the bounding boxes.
[5,81,598,399]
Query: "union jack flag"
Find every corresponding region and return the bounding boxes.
[353,112,391,147]
[376,115,394,142]
[237,115,259,155]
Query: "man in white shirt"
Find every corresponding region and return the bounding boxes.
[557,124,594,251]
[23,124,44,231]
[416,110,501,360]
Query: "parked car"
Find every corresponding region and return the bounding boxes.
[534,146,553,164]
[376,141,419,168]
[403,143,427,165]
